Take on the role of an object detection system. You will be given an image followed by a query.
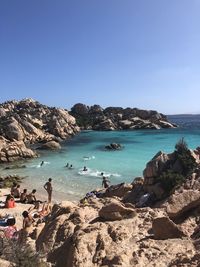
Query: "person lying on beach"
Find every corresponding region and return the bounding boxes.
[27,189,37,204]
[5,195,16,209]
[102,177,110,189]
[30,202,52,224]
[13,184,21,198]
[44,178,53,203]
[20,189,28,203]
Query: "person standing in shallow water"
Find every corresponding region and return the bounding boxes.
[102,177,110,189]
[44,178,53,203]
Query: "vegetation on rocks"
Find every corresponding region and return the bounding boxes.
[155,138,198,194]
[175,137,198,176]
[157,170,185,194]
[0,175,24,188]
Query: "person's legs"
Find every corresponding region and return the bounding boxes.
[48,191,52,203]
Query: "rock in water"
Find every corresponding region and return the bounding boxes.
[105,143,122,150]
[37,140,61,150]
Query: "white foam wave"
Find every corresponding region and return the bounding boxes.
[78,168,121,178]
[83,156,95,161]
[30,161,50,168]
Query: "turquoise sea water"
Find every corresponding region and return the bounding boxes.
[1,115,200,201]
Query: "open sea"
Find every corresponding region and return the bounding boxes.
[1,115,200,202]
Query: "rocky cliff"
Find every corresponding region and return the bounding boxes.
[70,103,176,130]
[0,98,80,163]
[28,143,200,267]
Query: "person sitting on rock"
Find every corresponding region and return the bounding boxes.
[5,195,16,209]
[102,177,110,189]
[20,189,28,203]
[27,189,37,204]
[13,184,21,198]
[20,210,34,242]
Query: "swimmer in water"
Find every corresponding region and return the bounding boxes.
[65,163,69,168]
[40,161,44,167]
[69,164,73,169]
[83,166,88,171]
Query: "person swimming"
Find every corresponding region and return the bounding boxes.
[40,161,44,167]
[65,163,69,167]
[69,164,73,169]
[83,166,88,171]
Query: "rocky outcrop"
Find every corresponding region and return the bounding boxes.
[163,189,200,222]
[70,103,177,130]
[31,145,200,266]
[0,136,37,162]
[37,140,61,150]
[34,196,200,267]
[0,98,80,162]
[99,199,136,221]
[152,216,186,239]
[104,183,132,198]
[105,143,122,150]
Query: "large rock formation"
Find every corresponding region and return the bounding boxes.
[0,98,80,162]
[70,103,177,130]
[18,145,200,267]
[34,196,200,267]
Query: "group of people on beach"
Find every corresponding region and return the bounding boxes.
[0,178,53,241]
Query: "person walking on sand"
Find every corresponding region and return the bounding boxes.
[44,178,53,203]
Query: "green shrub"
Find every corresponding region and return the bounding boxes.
[175,137,188,154]
[175,137,197,176]
[158,170,185,194]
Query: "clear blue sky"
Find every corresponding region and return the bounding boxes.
[0,0,200,114]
